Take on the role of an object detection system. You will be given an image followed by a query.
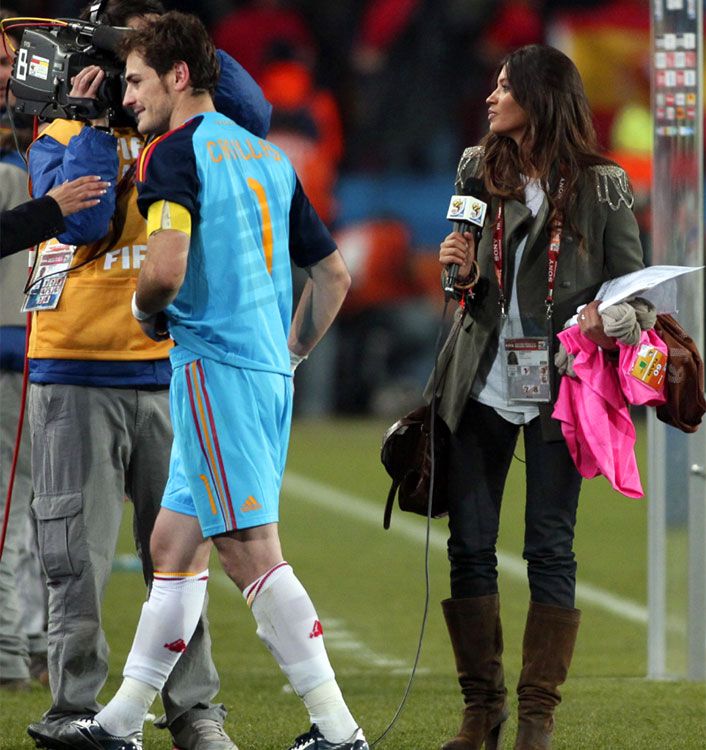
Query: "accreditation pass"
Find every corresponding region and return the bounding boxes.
[503,337,551,403]
[22,242,75,312]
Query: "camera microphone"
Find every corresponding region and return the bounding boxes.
[62,21,128,54]
[443,177,488,294]
[91,24,129,54]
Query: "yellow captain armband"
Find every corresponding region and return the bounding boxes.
[147,200,192,238]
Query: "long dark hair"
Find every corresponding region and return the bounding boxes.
[481,44,610,225]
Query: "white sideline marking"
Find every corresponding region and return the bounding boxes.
[318,616,426,675]
[283,471,684,634]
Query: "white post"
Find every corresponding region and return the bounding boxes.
[648,0,705,681]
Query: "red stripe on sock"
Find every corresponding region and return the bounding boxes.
[248,561,289,603]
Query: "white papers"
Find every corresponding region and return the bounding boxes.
[595,265,703,312]
[566,265,703,326]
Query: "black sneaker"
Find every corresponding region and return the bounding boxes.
[59,717,142,749]
[28,719,78,750]
[286,724,368,750]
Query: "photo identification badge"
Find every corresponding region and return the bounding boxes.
[503,337,552,403]
[22,241,75,312]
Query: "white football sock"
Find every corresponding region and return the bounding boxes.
[303,680,360,743]
[95,677,156,737]
[246,563,357,743]
[96,569,209,737]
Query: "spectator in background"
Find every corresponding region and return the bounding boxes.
[211,0,317,81]
[260,46,344,225]
[348,0,439,171]
[347,0,497,173]
[162,0,231,26]
[350,0,421,78]
[461,0,545,147]
[480,0,544,60]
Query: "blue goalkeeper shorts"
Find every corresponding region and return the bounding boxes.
[162,356,292,537]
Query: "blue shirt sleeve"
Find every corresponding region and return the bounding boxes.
[214,50,272,139]
[28,126,119,245]
[136,122,200,220]
[289,177,336,268]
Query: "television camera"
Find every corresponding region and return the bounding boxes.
[6,1,130,123]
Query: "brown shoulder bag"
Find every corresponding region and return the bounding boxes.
[380,404,449,529]
[653,313,706,433]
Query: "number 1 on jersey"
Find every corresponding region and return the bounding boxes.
[246,177,273,274]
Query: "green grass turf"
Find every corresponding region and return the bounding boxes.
[2,416,704,748]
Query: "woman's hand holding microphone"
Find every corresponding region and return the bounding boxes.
[439,231,479,290]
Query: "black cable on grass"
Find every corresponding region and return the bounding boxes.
[371,294,453,748]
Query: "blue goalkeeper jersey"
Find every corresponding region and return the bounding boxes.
[136,111,335,374]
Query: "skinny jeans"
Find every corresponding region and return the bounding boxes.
[446,398,582,607]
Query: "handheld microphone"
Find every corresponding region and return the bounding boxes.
[444,177,488,294]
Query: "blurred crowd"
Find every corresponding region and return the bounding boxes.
[2,1,664,414]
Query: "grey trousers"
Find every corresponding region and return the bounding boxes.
[1,370,47,680]
[28,383,222,726]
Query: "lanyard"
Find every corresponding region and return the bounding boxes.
[491,182,565,318]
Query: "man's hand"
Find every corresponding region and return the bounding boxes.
[138,311,170,342]
[47,176,109,216]
[69,65,109,127]
[132,292,169,341]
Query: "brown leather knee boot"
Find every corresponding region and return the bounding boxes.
[514,601,581,750]
[441,595,508,750]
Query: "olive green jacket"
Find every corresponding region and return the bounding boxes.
[426,146,645,441]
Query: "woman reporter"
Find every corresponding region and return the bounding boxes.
[429,45,644,750]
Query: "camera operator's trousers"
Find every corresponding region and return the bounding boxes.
[28,383,224,727]
[0,370,47,681]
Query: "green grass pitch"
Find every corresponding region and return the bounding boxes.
[1,416,704,748]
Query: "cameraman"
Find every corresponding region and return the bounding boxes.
[23,2,272,749]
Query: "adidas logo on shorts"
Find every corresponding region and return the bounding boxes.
[241,495,262,512]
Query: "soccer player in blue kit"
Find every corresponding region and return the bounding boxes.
[63,11,368,750]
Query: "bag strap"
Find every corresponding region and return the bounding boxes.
[383,479,400,530]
